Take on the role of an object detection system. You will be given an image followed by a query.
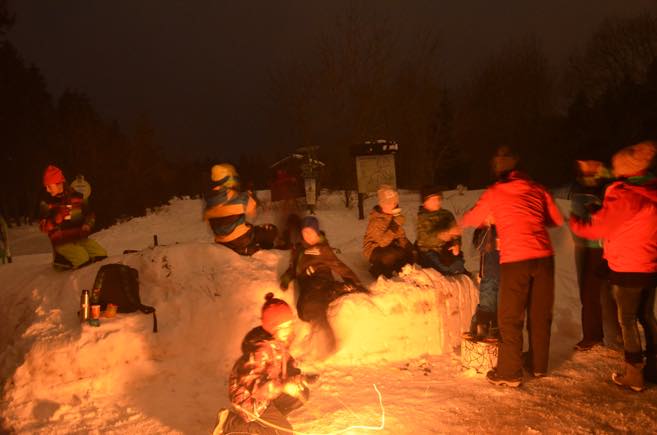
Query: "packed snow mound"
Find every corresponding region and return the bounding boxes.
[5,189,656,434]
[328,265,478,364]
[1,236,478,433]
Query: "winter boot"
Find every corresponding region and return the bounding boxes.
[486,369,521,387]
[612,361,646,392]
[644,355,657,384]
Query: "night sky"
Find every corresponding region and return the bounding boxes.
[8,1,656,159]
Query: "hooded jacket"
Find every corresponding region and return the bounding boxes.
[203,187,256,243]
[228,326,302,422]
[570,176,657,273]
[460,171,563,264]
[362,206,411,259]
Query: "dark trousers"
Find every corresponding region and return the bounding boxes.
[223,224,278,256]
[612,284,657,363]
[369,243,414,278]
[574,246,606,343]
[223,394,302,434]
[497,256,555,378]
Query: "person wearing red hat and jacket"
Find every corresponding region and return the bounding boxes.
[460,146,563,387]
[570,141,657,392]
[39,165,107,269]
[213,293,318,435]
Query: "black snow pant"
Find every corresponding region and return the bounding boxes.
[497,256,555,379]
[612,284,657,365]
[222,224,279,256]
[369,243,414,278]
[223,394,303,434]
[296,277,354,353]
[574,246,616,344]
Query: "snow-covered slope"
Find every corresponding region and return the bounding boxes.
[1,190,656,434]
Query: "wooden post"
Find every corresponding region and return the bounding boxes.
[358,193,365,220]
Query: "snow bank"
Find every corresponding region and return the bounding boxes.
[3,189,655,434]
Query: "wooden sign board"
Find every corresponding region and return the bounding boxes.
[355,154,396,193]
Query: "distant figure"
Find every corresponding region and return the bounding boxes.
[39,165,107,270]
[570,141,657,392]
[203,163,278,256]
[415,186,466,276]
[568,159,621,352]
[213,293,318,434]
[280,216,365,354]
[271,168,302,231]
[460,146,563,387]
[363,185,414,278]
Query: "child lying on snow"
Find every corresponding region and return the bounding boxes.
[213,293,318,435]
[280,216,367,354]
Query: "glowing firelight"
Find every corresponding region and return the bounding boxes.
[233,384,385,435]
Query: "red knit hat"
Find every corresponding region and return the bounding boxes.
[43,165,66,187]
[261,292,294,334]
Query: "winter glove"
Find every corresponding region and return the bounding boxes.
[388,218,399,232]
[280,270,294,290]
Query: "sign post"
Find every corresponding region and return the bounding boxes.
[351,140,399,220]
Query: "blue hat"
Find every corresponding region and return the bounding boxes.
[300,216,320,234]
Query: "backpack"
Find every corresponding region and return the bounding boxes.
[92,263,158,332]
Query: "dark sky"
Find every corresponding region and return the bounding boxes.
[8,1,656,159]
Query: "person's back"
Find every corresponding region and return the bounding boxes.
[460,146,563,387]
[462,171,562,263]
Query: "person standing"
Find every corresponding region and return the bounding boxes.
[570,141,657,391]
[460,146,563,387]
[568,159,621,351]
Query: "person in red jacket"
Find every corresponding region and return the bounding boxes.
[460,146,563,387]
[570,141,657,392]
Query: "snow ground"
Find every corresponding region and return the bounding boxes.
[1,190,657,434]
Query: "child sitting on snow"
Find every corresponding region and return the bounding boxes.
[39,165,107,269]
[213,293,318,435]
[415,186,466,276]
[363,185,414,278]
[203,163,278,256]
[280,216,365,354]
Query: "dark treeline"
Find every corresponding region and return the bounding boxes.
[266,7,657,190]
[2,2,657,227]
[0,1,210,228]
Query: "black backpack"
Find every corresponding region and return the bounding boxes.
[92,264,158,332]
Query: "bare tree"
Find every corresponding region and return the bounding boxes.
[567,12,657,101]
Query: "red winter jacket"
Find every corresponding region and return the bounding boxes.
[461,171,563,264]
[569,177,657,273]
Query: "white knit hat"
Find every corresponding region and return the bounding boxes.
[377,184,399,207]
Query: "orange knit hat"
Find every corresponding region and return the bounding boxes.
[43,165,66,187]
[261,293,294,334]
[612,141,657,177]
